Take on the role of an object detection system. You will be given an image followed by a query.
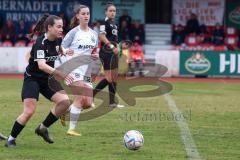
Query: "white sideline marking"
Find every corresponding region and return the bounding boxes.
[164,94,201,160]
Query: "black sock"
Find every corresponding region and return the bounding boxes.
[108,82,117,104]
[42,111,59,128]
[10,121,25,139]
[93,78,109,97]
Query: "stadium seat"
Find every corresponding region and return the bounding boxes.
[185,34,199,47]
[1,40,13,47]
[15,40,26,47]
[225,27,238,36]
[225,36,239,50]
[27,41,35,47]
[214,45,226,51]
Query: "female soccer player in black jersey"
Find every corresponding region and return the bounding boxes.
[93,2,124,108]
[5,14,72,148]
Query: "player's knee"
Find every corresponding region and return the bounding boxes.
[75,95,86,105]
[61,99,71,110]
[55,99,71,115]
[23,109,35,119]
[106,77,113,83]
[24,102,36,118]
[84,101,92,108]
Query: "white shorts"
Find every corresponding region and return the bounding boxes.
[67,67,93,88]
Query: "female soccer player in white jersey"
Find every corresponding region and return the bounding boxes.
[61,5,98,136]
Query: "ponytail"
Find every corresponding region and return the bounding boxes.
[70,16,79,29]
[27,14,49,40]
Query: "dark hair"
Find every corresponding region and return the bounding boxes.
[105,2,115,11]
[70,4,89,29]
[28,14,62,39]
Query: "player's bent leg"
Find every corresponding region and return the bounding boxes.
[82,95,93,109]
[105,69,125,108]
[5,98,37,148]
[35,91,70,144]
[82,82,93,109]
[17,98,37,124]
[67,95,82,136]
[51,91,71,127]
[51,91,71,117]
[67,81,86,136]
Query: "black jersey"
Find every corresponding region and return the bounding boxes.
[26,34,62,78]
[99,18,118,46]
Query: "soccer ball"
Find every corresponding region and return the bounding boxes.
[123,130,144,150]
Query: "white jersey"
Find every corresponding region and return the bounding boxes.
[60,26,98,85]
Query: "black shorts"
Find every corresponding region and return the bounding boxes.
[99,50,118,70]
[21,72,63,101]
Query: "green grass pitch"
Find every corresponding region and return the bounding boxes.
[0,79,239,160]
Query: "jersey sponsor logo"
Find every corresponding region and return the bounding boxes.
[45,56,60,62]
[100,25,105,32]
[110,24,117,29]
[36,50,45,59]
[75,73,80,78]
[112,29,118,36]
[78,45,95,49]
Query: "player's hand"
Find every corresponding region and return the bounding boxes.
[64,74,74,85]
[91,47,99,60]
[66,49,74,56]
[91,54,99,60]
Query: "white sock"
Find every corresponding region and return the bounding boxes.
[8,135,15,141]
[69,104,81,131]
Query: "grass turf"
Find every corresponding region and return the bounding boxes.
[0,79,239,160]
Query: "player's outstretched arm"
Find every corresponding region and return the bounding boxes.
[37,59,73,83]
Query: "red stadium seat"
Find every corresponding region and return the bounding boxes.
[225,36,239,50]
[199,34,205,43]
[225,27,238,36]
[185,34,199,47]
[15,40,26,47]
[214,45,226,51]
[207,26,214,34]
[1,40,13,47]
[27,41,35,47]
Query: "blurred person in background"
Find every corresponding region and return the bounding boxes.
[1,19,16,44]
[186,13,200,34]
[130,20,145,44]
[128,42,145,76]
[119,20,130,41]
[15,19,29,42]
[212,23,224,45]
[119,9,132,31]
[199,23,211,43]
[172,24,185,45]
